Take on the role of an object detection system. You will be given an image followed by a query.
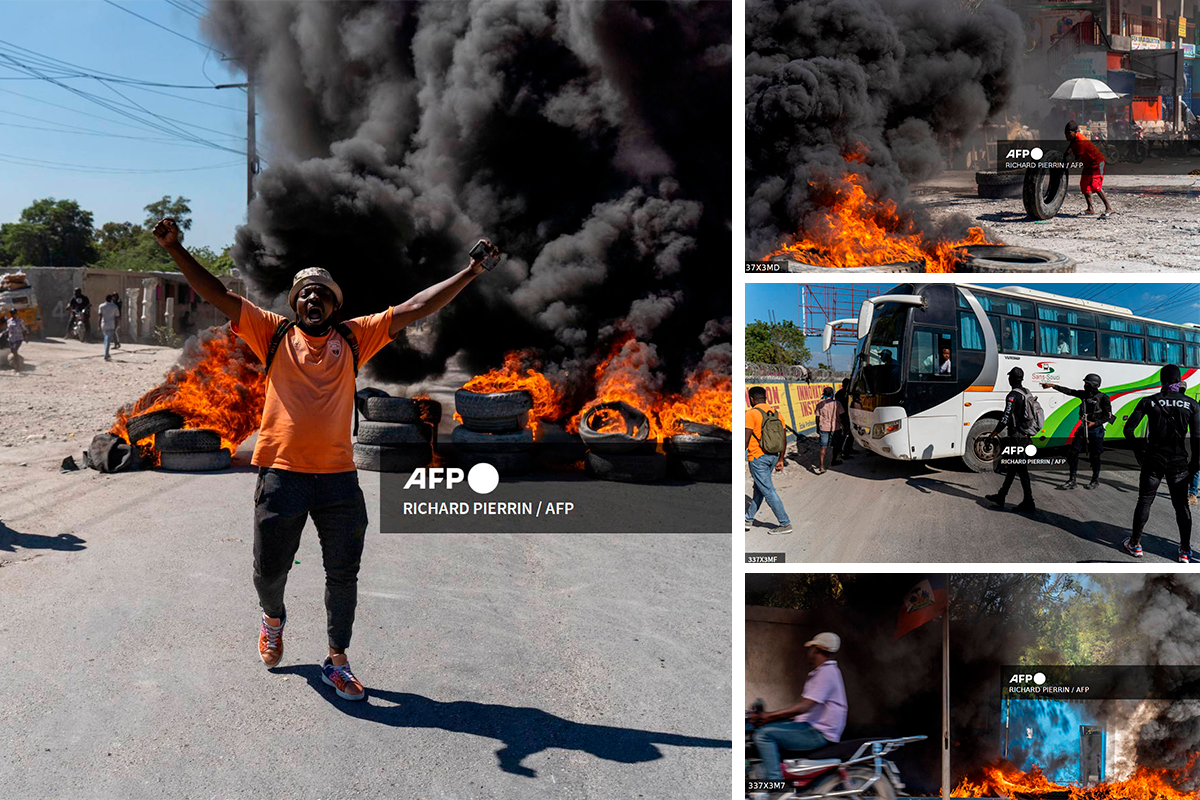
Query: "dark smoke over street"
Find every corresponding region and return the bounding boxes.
[201,0,731,401]
[744,0,1023,259]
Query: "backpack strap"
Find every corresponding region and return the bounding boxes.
[263,319,295,375]
[333,322,360,377]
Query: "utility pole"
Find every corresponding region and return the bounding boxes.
[216,64,256,207]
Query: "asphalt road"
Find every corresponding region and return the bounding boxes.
[0,447,732,799]
[745,437,1194,563]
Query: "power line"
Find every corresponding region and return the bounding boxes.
[102,0,227,57]
[164,0,205,22]
[0,151,242,174]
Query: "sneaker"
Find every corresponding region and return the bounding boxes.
[984,493,1005,509]
[258,614,285,667]
[1189,494,1198,506]
[1122,537,1143,558]
[321,656,365,701]
[745,520,753,532]
[1013,499,1037,513]
[1086,478,1100,490]
[1179,550,1193,564]
[1056,478,1077,490]
[768,524,793,535]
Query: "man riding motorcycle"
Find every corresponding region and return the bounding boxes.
[749,632,847,790]
[67,287,91,341]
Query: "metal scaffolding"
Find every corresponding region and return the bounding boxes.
[797,283,888,347]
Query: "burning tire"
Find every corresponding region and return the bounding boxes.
[665,431,732,460]
[459,450,532,476]
[957,245,1074,273]
[155,428,222,453]
[585,451,667,483]
[669,456,731,483]
[361,396,443,425]
[352,442,433,473]
[356,421,433,446]
[451,425,534,453]
[159,449,231,472]
[125,410,184,445]
[578,401,651,454]
[1022,156,1067,220]
[454,389,533,433]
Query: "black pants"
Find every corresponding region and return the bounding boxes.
[1130,464,1193,552]
[1066,425,1105,480]
[997,435,1032,502]
[838,418,854,454]
[830,430,845,460]
[253,467,369,650]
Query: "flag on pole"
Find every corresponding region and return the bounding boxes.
[895,575,948,640]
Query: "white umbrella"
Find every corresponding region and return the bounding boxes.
[1050,78,1126,126]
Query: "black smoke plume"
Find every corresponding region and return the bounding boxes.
[201,0,731,402]
[745,0,1022,259]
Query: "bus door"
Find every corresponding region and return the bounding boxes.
[906,323,963,459]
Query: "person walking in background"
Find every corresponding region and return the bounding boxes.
[97,294,120,362]
[985,367,1038,514]
[1122,365,1200,562]
[745,386,793,535]
[833,379,856,458]
[6,308,28,372]
[813,386,843,474]
[111,292,122,349]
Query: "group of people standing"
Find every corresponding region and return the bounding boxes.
[985,365,1200,562]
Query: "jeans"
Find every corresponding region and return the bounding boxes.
[818,430,832,447]
[1066,425,1105,480]
[1130,464,1193,553]
[102,328,114,359]
[253,467,369,650]
[754,721,829,780]
[746,454,790,526]
[1190,471,1199,497]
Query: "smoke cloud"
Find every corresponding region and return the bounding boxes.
[744,0,1023,259]
[201,0,731,405]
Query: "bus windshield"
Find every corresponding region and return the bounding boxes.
[852,301,907,396]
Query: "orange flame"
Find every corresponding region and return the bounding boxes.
[952,760,1200,800]
[110,327,266,455]
[767,170,993,273]
[461,350,569,436]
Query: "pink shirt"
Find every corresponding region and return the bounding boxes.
[815,398,843,433]
[796,659,847,742]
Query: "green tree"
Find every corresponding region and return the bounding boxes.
[143,196,192,236]
[745,320,810,365]
[0,198,97,266]
[94,221,142,254]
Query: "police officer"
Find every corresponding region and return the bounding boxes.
[833,378,855,458]
[985,367,1037,514]
[1041,374,1113,490]
[1122,365,1200,562]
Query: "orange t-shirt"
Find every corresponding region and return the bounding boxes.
[232,299,397,473]
[745,404,771,462]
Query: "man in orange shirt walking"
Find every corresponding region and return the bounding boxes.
[153,217,490,701]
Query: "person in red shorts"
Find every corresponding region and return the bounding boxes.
[1065,120,1113,219]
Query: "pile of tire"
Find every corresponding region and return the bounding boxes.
[452,389,534,475]
[975,170,1024,199]
[578,401,666,483]
[353,391,440,473]
[664,421,732,482]
[125,409,230,471]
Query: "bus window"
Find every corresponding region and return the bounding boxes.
[1039,323,1096,357]
[988,315,1002,350]
[1100,315,1143,335]
[958,312,985,351]
[1149,324,1182,341]
[1038,306,1096,328]
[1100,332,1145,363]
[1149,339,1184,364]
[999,318,1035,353]
[1187,344,1200,369]
[974,292,1033,317]
[910,327,954,379]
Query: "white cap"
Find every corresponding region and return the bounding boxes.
[805,632,840,653]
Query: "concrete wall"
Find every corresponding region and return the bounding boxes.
[745,605,821,709]
[3,266,244,341]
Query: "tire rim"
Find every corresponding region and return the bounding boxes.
[973,433,997,463]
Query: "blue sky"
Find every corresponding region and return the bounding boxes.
[747,282,1200,370]
[0,0,251,251]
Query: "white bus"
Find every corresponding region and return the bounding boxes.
[822,283,1200,472]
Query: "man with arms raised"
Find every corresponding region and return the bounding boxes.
[153,217,491,700]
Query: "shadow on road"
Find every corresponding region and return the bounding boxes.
[0,522,85,553]
[276,664,731,778]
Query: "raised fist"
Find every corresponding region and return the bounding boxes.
[152,218,180,248]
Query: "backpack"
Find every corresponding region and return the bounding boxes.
[1015,388,1045,436]
[264,319,360,377]
[753,406,788,456]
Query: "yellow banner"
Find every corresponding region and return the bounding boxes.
[744,380,837,434]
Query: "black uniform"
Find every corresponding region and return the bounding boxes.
[993,388,1033,505]
[832,386,855,457]
[68,292,91,338]
[1048,384,1112,483]
[1124,389,1200,552]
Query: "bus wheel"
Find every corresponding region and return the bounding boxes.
[963,417,1001,474]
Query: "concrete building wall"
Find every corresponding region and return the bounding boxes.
[745,606,821,710]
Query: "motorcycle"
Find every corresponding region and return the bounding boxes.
[1098,120,1148,164]
[68,309,88,343]
[746,704,927,800]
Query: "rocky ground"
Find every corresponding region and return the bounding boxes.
[915,172,1200,272]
